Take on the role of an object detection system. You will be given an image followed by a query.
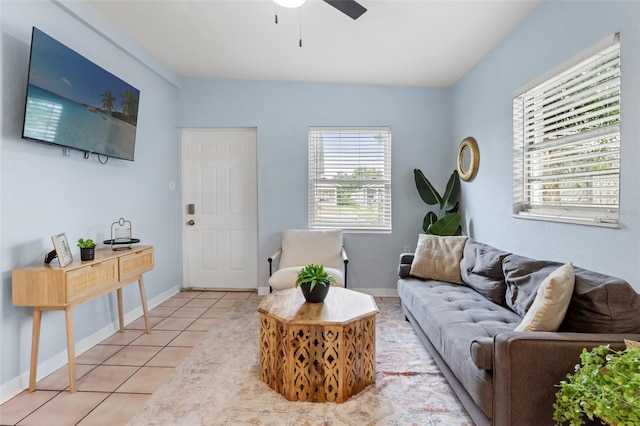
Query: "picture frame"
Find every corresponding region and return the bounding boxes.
[51,233,73,267]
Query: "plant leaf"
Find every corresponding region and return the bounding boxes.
[414,169,442,206]
[427,213,461,236]
[442,170,461,212]
[422,211,438,233]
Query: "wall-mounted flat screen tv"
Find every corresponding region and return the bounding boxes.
[21,27,140,161]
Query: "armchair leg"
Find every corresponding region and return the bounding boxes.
[344,259,348,288]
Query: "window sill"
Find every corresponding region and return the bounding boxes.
[513,212,620,229]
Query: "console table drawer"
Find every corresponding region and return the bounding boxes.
[67,259,118,301]
[119,247,154,282]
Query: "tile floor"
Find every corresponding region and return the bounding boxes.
[0,290,261,426]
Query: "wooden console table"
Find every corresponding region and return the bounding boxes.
[12,245,154,393]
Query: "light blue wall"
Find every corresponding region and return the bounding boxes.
[452,0,640,289]
[1,0,182,399]
[176,79,452,292]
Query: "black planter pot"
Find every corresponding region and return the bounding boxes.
[299,282,330,303]
[80,247,95,261]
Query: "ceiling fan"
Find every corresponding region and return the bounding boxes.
[274,0,367,20]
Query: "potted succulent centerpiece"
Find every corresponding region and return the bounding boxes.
[296,264,336,303]
[77,238,97,261]
[553,340,640,426]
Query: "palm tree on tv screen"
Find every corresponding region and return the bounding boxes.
[120,89,139,125]
[101,90,116,114]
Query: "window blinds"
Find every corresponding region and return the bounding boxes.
[513,35,620,225]
[309,127,392,231]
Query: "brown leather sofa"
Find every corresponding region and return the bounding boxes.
[397,239,640,426]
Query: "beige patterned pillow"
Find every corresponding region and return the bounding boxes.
[409,234,469,284]
[515,263,575,332]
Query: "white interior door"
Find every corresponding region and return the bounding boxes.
[182,128,258,290]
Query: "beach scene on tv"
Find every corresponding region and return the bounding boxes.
[23,28,140,161]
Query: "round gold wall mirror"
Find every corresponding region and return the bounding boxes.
[457,136,479,182]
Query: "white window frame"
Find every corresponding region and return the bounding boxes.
[513,33,621,227]
[309,127,392,232]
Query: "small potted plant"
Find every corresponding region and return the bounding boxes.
[295,264,336,303]
[553,341,640,426]
[77,238,97,261]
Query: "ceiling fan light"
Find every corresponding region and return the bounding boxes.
[273,0,306,8]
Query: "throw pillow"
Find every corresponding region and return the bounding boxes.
[514,263,575,332]
[409,234,468,284]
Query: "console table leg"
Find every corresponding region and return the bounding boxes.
[116,288,125,332]
[138,276,151,334]
[28,307,42,392]
[65,307,77,393]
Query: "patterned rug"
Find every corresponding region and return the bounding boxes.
[129,298,473,425]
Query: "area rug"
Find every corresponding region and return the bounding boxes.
[129,298,473,425]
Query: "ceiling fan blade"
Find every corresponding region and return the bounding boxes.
[323,0,367,20]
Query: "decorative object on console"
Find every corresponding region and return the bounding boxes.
[553,340,640,426]
[296,264,336,303]
[103,217,139,250]
[50,233,73,267]
[457,136,480,182]
[413,169,462,236]
[77,238,96,261]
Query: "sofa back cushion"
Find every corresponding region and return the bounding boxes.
[503,253,640,332]
[460,240,510,306]
[502,254,563,317]
[560,269,640,333]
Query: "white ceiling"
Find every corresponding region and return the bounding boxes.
[87,0,541,88]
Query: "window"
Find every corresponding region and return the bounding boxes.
[309,127,391,232]
[513,34,620,226]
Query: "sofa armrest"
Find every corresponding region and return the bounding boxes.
[398,253,414,278]
[493,331,639,426]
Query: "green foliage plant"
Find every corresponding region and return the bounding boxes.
[553,344,640,426]
[77,238,96,249]
[295,264,336,292]
[413,169,462,236]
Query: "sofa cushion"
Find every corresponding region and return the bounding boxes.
[460,240,510,306]
[502,254,564,317]
[560,269,640,333]
[515,263,575,332]
[410,234,468,284]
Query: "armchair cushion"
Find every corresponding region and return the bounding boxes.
[279,229,344,270]
[268,266,345,291]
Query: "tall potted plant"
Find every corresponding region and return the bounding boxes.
[296,264,336,303]
[414,169,462,236]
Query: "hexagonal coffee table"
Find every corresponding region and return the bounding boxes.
[257,287,378,403]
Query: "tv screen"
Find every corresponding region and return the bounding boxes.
[22,27,140,161]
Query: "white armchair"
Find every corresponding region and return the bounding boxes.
[267,229,349,291]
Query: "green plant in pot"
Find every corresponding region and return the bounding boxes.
[414,169,462,236]
[295,264,336,303]
[553,341,640,426]
[77,238,96,261]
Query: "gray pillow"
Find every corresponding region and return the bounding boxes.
[502,254,562,317]
[459,240,510,306]
[560,269,640,333]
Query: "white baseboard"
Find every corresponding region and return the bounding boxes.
[0,285,181,404]
[353,288,399,297]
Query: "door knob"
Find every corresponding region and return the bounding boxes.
[187,220,195,226]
